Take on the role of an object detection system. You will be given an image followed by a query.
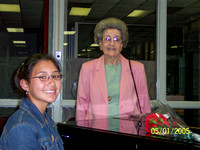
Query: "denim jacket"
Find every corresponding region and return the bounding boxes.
[0,97,64,150]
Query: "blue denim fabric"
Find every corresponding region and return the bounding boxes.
[0,97,64,150]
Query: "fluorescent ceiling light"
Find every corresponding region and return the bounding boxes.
[7,28,24,32]
[13,41,26,44]
[90,43,99,47]
[18,52,28,54]
[63,43,68,46]
[64,31,76,35]
[69,7,91,16]
[170,45,178,49]
[127,10,151,17]
[15,45,26,47]
[78,54,86,56]
[0,4,20,12]
[82,49,92,52]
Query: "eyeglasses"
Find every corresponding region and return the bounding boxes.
[103,36,122,43]
[31,74,62,82]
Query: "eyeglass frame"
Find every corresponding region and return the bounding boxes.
[103,36,122,44]
[30,73,63,82]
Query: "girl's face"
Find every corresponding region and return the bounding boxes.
[21,60,62,111]
[100,28,123,58]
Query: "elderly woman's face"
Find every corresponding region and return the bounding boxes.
[100,28,123,58]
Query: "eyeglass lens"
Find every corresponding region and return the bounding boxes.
[32,74,62,81]
[104,36,121,42]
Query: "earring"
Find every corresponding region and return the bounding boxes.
[100,45,103,51]
[26,91,29,95]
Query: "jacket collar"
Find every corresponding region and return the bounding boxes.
[96,53,130,71]
[20,97,49,128]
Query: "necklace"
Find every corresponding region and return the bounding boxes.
[108,96,112,101]
[106,63,120,101]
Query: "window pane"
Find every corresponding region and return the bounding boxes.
[167,1,200,101]
[76,23,156,60]
[0,0,44,99]
[174,109,200,127]
[63,0,156,100]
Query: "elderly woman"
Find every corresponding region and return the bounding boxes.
[76,18,151,121]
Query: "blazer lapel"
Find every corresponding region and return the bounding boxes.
[119,54,133,101]
[96,55,108,103]
[95,54,132,103]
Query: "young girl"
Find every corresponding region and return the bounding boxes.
[0,54,64,150]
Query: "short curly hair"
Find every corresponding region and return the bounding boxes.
[94,18,129,48]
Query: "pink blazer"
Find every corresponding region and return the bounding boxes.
[76,54,151,121]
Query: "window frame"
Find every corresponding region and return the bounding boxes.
[0,0,200,123]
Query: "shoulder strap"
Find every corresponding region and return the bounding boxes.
[128,60,142,114]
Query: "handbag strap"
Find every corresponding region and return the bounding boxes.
[128,60,142,114]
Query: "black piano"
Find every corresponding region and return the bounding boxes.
[57,117,200,150]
